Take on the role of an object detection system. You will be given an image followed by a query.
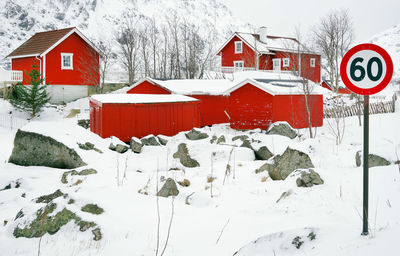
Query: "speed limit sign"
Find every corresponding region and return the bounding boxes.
[340,43,393,95]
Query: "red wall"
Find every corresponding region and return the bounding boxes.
[229,83,273,130]
[90,99,201,142]
[300,53,321,83]
[190,95,230,126]
[272,94,323,129]
[220,36,256,68]
[321,81,351,94]
[12,57,42,85]
[46,32,99,85]
[126,81,171,94]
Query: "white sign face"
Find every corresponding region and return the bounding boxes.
[345,50,387,89]
[340,43,393,95]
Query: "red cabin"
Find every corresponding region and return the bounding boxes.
[321,80,352,94]
[90,94,201,142]
[216,27,321,83]
[7,27,100,103]
[224,78,324,130]
[126,78,232,126]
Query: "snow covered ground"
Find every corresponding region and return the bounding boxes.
[0,94,399,256]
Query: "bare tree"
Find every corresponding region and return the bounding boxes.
[149,17,159,78]
[116,16,141,84]
[76,43,100,90]
[97,40,116,93]
[313,8,353,92]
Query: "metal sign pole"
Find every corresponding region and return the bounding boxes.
[362,95,369,236]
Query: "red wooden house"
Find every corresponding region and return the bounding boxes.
[126,78,232,126]
[321,80,351,94]
[216,27,321,83]
[223,78,324,130]
[90,94,201,142]
[7,27,99,103]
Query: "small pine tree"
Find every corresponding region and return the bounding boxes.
[10,64,50,117]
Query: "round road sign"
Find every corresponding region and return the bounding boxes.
[340,43,393,95]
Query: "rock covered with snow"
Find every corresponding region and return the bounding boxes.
[8,129,86,169]
[173,143,200,168]
[141,135,160,146]
[296,169,324,187]
[255,146,273,160]
[266,122,297,139]
[130,137,142,153]
[256,147,314,180]
[355,151,391,167]
[185,129,209,140]
[157,178,179,197]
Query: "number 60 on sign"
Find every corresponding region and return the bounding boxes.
[340,43,393,95]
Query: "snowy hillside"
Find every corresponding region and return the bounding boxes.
[0,0,251,67]
[369,24,400,81]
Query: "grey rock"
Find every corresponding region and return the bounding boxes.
[173,143,200,168]
[92,228,102,241]
[356,151,391,167]
[115,144,129,154]
[266,122,297,139]
[185,129,209,140]
[217,135,226,144]
[255,146,273,160]
[210,135,217,144]
[256,147,314,180]
[109,143,116,151]
[141,135,160,146]
[240,140,253,150]
[130,137,142,153]
[157,178,179,197]
[232,135,249,142]
[157,136,168,146]
[296,169,324,187]
[8,130,86,169]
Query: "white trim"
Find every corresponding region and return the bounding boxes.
[7,53,40,59]
[283,58,290,67]
[61,53,73,70]
[223,78,277,96]
[234,41,243,54]
[43,54,46,84]
[310,58,315,67]
[216,32,257,55]
[41,28,99,57]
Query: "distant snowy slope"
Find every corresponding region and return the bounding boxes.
[0,0,251,67]
[369,24,400,80]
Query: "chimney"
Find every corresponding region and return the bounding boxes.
[259,26,268,44]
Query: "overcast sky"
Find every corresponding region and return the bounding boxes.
[218,0,400,42]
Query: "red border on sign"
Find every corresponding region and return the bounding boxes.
[340,43,393,95]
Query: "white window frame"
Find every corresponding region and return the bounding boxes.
[283,58,290,67]
[272,58,281,71]
[61,53,73,70]
[233,60,244,71]
[234,41,243,54]
[310,58,315,67]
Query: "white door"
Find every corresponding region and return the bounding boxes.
[273,59,281,72]
[234,61,244,72]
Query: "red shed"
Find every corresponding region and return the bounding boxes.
[321,80,351,94]
[224,78,324,130]
[7,27,99,103]
[126,78,232,127]
[90,94,201,142]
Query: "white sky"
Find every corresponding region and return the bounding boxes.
[218,0,400,42]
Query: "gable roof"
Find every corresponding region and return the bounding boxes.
[7,27,98,58]
[126,77,234,96]
[216,32,319,56]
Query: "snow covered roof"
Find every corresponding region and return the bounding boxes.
[128,77,234,95]
[217,32,320,55]
[7,27,98,58]
[90,94,199,104]
[224,78,328,96]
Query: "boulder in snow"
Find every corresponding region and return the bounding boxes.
[130,137,143,153]
[185,129,209,140]
[266,122,297,139]
[255,146,273,160]
[141,135,160,146]
[355,151,391,167]
[8,130,86,169]
[173,143,199,168]
[256,147,314,180]
[296,169,324,187]
[157,178,179,197]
